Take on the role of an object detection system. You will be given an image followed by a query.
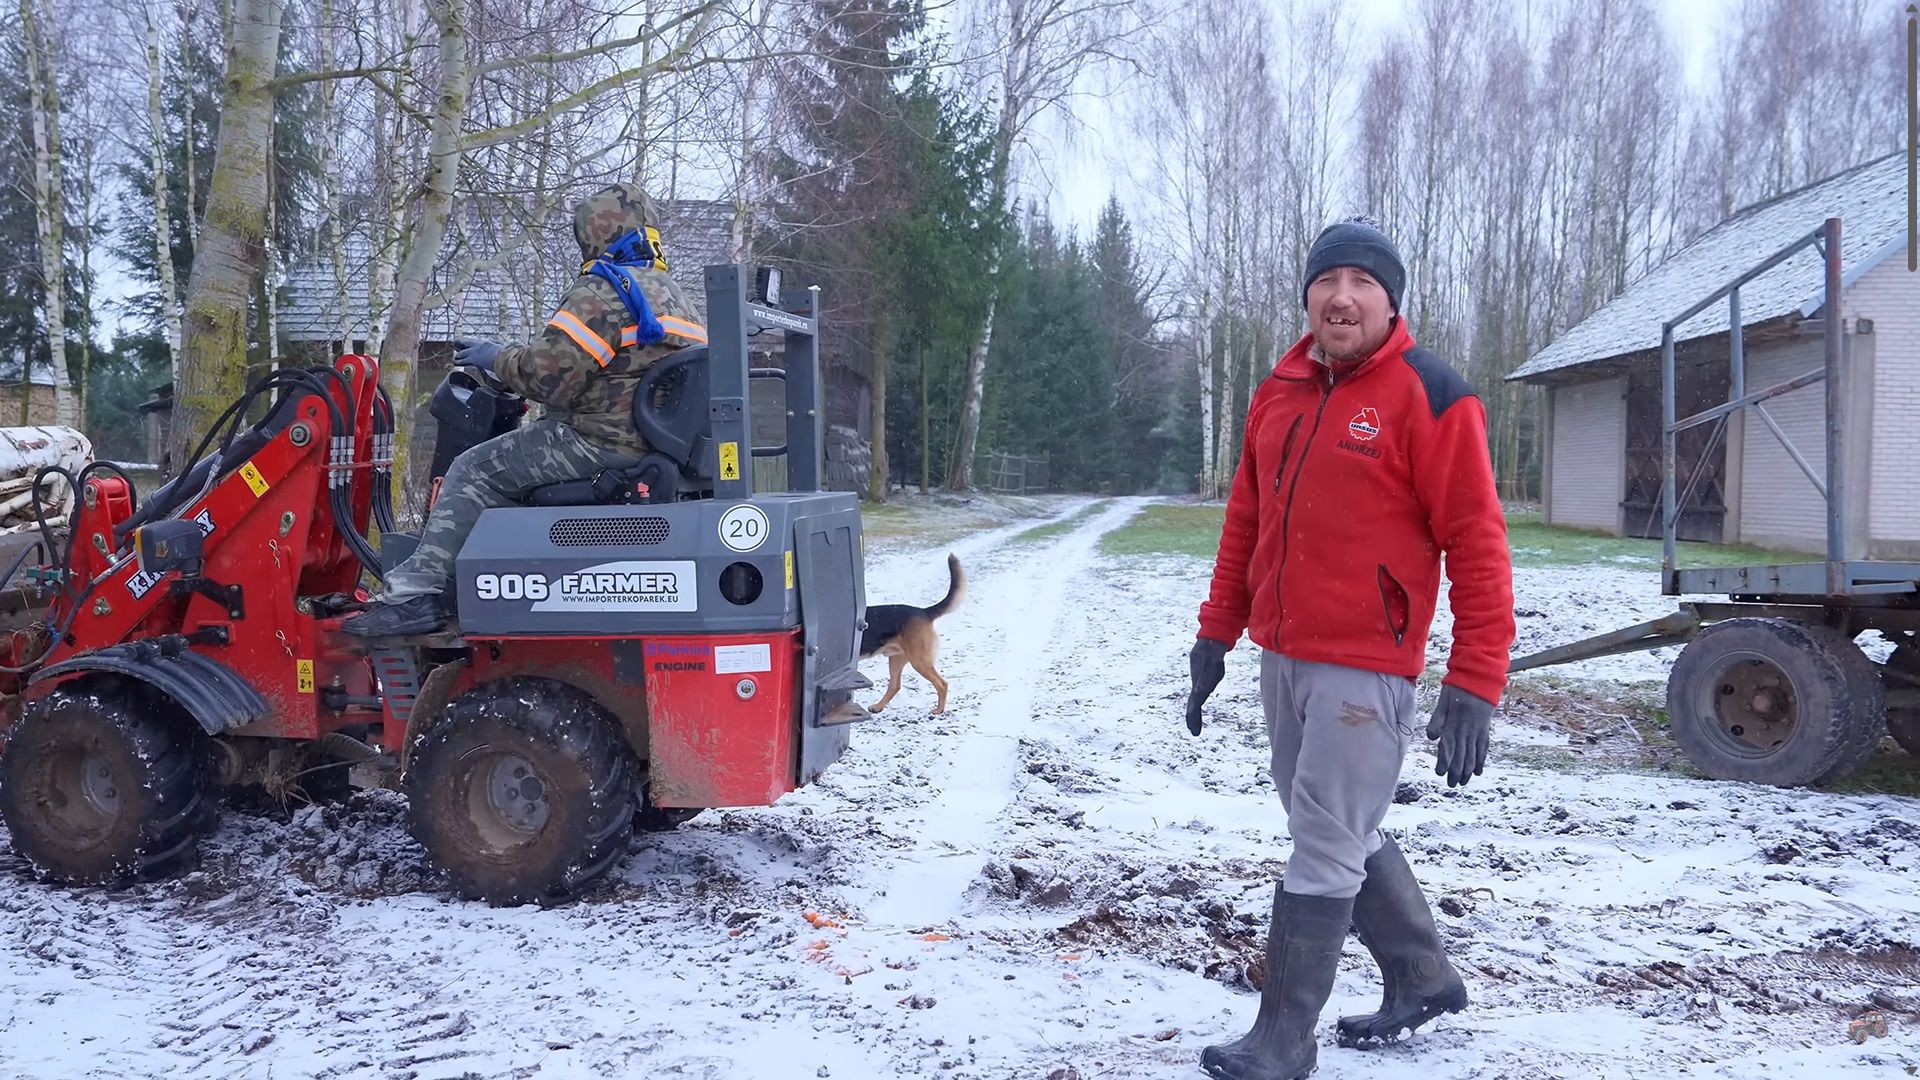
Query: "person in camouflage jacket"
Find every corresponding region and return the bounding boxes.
[343,182,707,637]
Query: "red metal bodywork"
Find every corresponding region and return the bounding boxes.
[1,354,814,812]
[14,356,382,732]
[415,630,805,807]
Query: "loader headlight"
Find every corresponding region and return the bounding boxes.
[755,266,782,307]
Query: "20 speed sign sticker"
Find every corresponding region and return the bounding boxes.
[719,504,771,552]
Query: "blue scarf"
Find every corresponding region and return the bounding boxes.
[583,227,668,346]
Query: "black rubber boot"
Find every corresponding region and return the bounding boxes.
[1334,836,1468,1048]
[1201,889,1353,1080]
[340,595,453,638]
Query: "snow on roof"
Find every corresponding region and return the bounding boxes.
[1510,151,1909,382]
[281,199,740,344]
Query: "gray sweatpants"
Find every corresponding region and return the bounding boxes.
[380,419,632,602]
[1262,651,1416,899]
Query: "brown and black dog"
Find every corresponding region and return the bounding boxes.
[860,554,965,714]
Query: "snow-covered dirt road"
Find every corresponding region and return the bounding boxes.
[2,496,1917,1079]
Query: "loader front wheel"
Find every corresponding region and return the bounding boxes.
[1667,618,1882,787]
[406,678,636,904]
[0,679,214,884]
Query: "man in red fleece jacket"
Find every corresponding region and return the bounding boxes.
[1188,218,1515,1080]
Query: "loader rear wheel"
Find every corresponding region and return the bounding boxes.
[406,678,636,904]
[0,679,214,884]
[1667,618,1882,787]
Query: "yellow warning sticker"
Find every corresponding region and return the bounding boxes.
[785,550,795,590]
[296,659,315,694]
[240,462,269,497]
[718,441,741,481]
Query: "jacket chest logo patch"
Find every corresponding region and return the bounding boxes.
[1348,407,1381,441]
[1337,407,1384,460]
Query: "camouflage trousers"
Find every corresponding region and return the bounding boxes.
[378,419,632,602]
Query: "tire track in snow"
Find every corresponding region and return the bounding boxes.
[854,497,1146,929]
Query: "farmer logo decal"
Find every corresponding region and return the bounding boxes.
[1348,407,1381,442]
[474,560,699,612]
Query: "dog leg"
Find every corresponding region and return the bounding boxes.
[907,652,950,716]
[872,652,907,712]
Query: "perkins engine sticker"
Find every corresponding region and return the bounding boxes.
[714,643,772,674]
[645,641,710,672]
[474,560,697,611]
[719,504,770,552]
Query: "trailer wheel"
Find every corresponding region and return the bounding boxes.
[406,677,635,904]
[0,679,215,884]
[1666,618,1882,786]
[1881,637,1920,757]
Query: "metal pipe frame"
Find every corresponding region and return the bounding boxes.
[1661,218,1847,595]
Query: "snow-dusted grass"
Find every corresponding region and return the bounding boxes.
[1505,510,1807,570]
[1101,503,1226,558]
[1,495,1916,1078]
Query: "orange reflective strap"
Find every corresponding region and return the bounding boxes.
[548,309,614,367]
[659,316,709,344]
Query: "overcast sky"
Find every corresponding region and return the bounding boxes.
[1030,0,1732,237]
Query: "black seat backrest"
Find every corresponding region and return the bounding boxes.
[633,345,712,480]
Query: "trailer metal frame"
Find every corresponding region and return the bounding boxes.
[1511,217,1919,781]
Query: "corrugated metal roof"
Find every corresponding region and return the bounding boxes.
[1510,152,1908,382]
[280,199,741,344]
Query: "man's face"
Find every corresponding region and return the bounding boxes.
[1305,265,1393,363]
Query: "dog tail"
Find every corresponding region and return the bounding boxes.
[927,554,965,619]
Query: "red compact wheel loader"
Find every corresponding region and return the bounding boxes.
[0,265,872,903]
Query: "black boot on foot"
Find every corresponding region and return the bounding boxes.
[1335,836,1468,1048]
[340,595,453,638]
[1200,889,1353,1080]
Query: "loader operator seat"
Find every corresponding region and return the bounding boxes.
[525,344,716,507]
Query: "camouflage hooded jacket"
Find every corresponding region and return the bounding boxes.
[493,182,708,455]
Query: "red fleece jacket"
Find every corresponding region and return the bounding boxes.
[1197,319,1516,705]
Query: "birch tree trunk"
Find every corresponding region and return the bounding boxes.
[318,0,348,351]
[180,2,200,254]
[379,0,473,493]
[22,0,74,428]
[263,145,279,370]
[147,5,183,382]
[946,122,1012,491]
[171,0,282,467]
[868,315,888,503]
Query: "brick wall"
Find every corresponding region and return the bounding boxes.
[1547,377,1625,532]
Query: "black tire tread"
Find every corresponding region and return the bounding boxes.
[1801,623,1886,782]
[405,677,636,904]
[1667,618,1876,788]
[0,678,214,884]
[1881,638,1920,757]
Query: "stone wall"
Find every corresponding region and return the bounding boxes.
[824,424,870,494]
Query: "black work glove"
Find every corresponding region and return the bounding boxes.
[453,338,502,373]
[1426,684,1495,787]
[1185,637,1229,736]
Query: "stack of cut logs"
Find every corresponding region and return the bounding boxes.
[0,427,93,535]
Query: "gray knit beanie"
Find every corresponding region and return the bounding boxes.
[1301,216,1405,311]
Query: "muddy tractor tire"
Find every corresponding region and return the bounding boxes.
[0,678,216,884]
[1880,636,1920,757]
[1666,618,1883,787]
[634,782,700,833]
[405,677,636,904]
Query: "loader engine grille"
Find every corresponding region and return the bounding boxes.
[809,526,858,673]
[548,516,670,547]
